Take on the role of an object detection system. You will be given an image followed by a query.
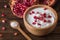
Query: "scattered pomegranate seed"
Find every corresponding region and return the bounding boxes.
[1,13,5,17]
[2,19,6,23]
[1,27,5,31]
[29,12,32,15]
[4,5,7,8]
[32,11,35,13]
[0,34,2,37]
[14,32,18,36]
[43,13,47,17]
[38,23,41,26]
[47,20,51,23]
[44,19,47,22]
[44,1,48,5]
[32,22,36,25]
[23,0,34,7]
[36,12,39,14]
[34,19,37,22]
[38,17,44,20]
[44,8,47,10]
[34,16,37,19]
[40,14,43,16]
[48,15,52,18]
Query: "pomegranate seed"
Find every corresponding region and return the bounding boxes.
[38,23,41,26]
[32,22,36,25]
[44,1,48,5]
[4,5,7,8]
[2,19,6,23]
[34,16,37,19]
[1,13,5,17]
[47,20,51,23]
[14,32,18,36]
[40,14,43,16]
[43,13,46,17]
[38,17,44,20]
[2,27,5,31]
[48,15,52,18]
[29,12,32,15]
[44,19,47,22]
[44,8,47,10]
[0,34,2,37]
[32,11,35,13]
[34,19,37,22]
[36,12,39,14]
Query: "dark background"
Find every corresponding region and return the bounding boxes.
[0,0,60,40]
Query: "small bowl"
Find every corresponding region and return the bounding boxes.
[23,5,58,36]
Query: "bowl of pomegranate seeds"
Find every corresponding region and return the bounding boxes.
[10,0,37,18]
[23,5,58,36]
[38,0,55,6]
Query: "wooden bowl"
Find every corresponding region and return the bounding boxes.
[23,5,58,36]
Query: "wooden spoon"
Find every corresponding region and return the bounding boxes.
[10,20,32,40]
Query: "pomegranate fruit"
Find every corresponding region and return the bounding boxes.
[39,0,55,6]
[10,0,36,18]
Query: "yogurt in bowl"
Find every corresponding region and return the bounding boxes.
[23,5,58,36]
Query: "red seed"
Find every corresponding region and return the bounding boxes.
[40,14,43,16]
[2,19,6,23]
[0,34,2,37]
[48,15,52,18]
[32,22,36,25]
[2,27,5,31]
[44,19,47,22]
[32,11,35,13]
[44,1,48,5]
[29,12,32,15]
[43,13,46,18]
[34,19,37,22]
[38,17,44,20]
[43,13,46,16]
[38,23,41,26]
[14,32,18,36]
[4,5,7,8]
[44,8,47,10]
[1,13,5,17]
[48,20,51,23]
[34,16,37,19]
[36,12,39,14]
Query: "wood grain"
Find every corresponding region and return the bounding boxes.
[0,0,60,40]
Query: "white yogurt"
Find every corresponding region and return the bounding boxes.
[26,7,55,28]
[10,21,18,28]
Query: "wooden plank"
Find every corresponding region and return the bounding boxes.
[0,0,60,40]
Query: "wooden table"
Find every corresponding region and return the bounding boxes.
[0,0,60,40]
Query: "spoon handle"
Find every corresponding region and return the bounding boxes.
[17,27,32,40]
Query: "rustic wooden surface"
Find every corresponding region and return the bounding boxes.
[0,0,60,40]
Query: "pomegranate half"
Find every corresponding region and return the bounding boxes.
[10,0,37,18]
[38,0,55,6]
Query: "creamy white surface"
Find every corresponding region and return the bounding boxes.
[26,7,55,28]
[10,21,18,28]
